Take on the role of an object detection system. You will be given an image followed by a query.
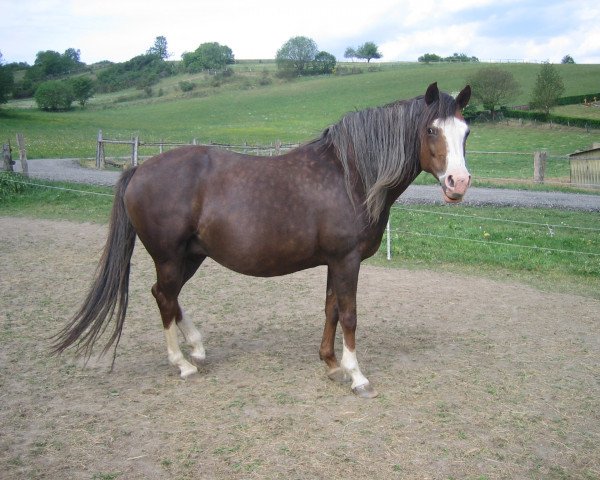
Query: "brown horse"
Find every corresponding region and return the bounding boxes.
[54,82,471,398]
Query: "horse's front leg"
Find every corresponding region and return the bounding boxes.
[329,255,378,399]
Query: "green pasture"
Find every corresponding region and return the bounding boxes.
[1,62,599,163]
[1,173,599,299]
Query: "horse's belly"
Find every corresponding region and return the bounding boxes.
[208,245,321,277]
[194,223,323,277]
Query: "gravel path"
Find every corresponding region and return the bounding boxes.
[12,158,600,211]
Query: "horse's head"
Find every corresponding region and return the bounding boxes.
[419,82,472,203]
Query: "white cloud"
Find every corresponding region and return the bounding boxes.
[0,0,598,64]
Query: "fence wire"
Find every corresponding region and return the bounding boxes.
[3,174,598,259]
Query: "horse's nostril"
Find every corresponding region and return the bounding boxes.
[446,175,455,188]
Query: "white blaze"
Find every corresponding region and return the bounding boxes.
[433,116,470,179]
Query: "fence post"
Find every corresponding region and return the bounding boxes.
[533,150,547,183]
[132,135,139,167]
[96,130,105,169]
[386,220,392,260]
[16,133,28,177]
[2,142,14,172]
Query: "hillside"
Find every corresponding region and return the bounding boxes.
[1,61,600,160]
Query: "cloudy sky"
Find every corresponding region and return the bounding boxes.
[1,0,599,65]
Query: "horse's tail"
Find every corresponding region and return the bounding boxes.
[52,166,138,366]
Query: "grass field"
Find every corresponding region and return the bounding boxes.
[1,62,599,164]
[2,173,598,299]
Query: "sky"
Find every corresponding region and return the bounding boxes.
[1,0,599,66]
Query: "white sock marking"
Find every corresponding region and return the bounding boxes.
[177,312,206,361]
[341,342,369,389]
[165,322,197,378]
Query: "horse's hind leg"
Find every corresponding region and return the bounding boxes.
[152,256,205,378]
[176,257,206,363]
[320,268,350,383]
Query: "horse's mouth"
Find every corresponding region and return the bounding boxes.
[442,190,464,204]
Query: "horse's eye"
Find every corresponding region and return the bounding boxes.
[427,127,435,135]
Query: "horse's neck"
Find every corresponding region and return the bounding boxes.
[385,167,422,209]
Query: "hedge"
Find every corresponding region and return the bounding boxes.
[557,92,600,106]
[503,109,600,129]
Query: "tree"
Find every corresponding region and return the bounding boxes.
[33,49,83,77]
[444,52,479,63]
[147,36,169,60]
[182,42,234,72]
[561,54,575,64]
[530,62,565,116]
[356,42,382,63]
[466,66,520,119]
[276,36,318,75]
[0,52,14,104]
[312,51,336,74]
[344,47,357,62]
[418,53,443,63]
[34,80,74,111]
[70,76,94,107]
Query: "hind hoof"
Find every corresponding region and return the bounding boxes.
[352,383,379,399]
[328,367,351,384]
[191,351,206,364]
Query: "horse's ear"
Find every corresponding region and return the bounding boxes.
[425,82,439,105]
[456,85,471,110]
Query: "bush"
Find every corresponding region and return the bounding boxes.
[503,108,600,129]
[258,70,272,86]
[95,53,174,93]
[557,92,600,106]
[34,80,74,110]
[179,80,196,92]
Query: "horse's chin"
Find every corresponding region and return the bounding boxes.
[442,190,464,204]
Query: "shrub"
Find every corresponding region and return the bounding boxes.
[179,80,196,92]
[503,108,600,129]
[34,80,74,111]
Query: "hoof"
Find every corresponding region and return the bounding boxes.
[191,351,206,364]
[352,383,379,399]
[327,367,351,384]
[179,363,198,379]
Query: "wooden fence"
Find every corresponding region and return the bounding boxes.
[2,133,29,176]
[95,130,299,168]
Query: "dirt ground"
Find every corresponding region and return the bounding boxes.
[1,217,598,480]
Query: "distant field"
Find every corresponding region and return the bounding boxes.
[555,103,600,120]
[1,62,599,189]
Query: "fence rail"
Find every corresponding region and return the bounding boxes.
[95,130,299,168]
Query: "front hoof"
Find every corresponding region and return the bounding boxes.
[352,383,379,399]
[327,367,351,384]
[179,363,198,378]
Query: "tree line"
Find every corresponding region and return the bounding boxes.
[1,35,380,110]
[0,38,573,116]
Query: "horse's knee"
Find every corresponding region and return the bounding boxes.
[339,312,357,332]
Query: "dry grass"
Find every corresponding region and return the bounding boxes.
[1,217,599,479]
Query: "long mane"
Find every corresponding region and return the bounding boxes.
[320,91,460,223]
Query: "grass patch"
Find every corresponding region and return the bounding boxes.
[2,62,599,161]
[370,204,600,299]
[2,174,598,298]
[0,172,113,223]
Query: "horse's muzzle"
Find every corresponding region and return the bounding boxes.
[441,170,471,203]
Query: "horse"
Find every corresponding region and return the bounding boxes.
[53,82,472,398]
